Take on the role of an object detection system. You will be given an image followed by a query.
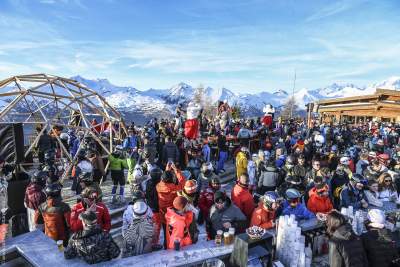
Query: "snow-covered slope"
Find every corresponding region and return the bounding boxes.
[68,76,400,123]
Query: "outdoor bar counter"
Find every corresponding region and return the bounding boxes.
[1,230,233,267]
[1,218,325,267]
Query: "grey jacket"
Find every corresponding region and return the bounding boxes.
[209,198,247,238]
[258,166,279,187]
[122,217,154,257]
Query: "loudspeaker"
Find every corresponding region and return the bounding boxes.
[0,123,24,164]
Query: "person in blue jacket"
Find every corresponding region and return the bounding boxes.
[123,127,139,154]
[282,188,315,220]
[340,174,368,211]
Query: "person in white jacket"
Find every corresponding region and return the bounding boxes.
[378,173,399,203]
[364,180,383,208]
[122,193,153,236]
[247,154,257,191]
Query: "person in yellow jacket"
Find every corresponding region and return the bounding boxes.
[236,146,249,180]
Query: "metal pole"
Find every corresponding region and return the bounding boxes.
[290,69,296,118]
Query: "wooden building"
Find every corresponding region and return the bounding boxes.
[306,88,400,126]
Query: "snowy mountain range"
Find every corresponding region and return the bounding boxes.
[71,75,400,124]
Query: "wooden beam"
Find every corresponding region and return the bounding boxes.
[0,92,27,120]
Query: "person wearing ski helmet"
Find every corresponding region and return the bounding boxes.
[35,183,71,245]
[281,155,297,178]
[24,171,47,231]
[250,191,281,229]
[78,171,102,201]
[340,173,368,210]
[108,145,128,203]
[122,201,155,256]
[198,162,219,191]
[122,191,153,237]
[72,149,93,194]
[282,188,315,220]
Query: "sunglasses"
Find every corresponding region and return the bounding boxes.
[385,180,392,183]
[289,198,300,203]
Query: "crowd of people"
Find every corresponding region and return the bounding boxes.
[18,103,400,266]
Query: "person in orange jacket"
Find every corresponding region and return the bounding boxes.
[250,191,281,229]
[35,183,71,245]
[165,196,198,250]
[231,173,255,220]
[156,162,186,247]
[70,188,111,233]
[307,178,333,214]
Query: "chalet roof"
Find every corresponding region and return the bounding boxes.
[316,88,400,105]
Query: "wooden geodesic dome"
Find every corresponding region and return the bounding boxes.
[0,74,127,165]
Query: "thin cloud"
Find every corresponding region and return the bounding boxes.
[306,0,367,22]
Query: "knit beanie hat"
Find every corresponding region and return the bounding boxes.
[173,196,188,211]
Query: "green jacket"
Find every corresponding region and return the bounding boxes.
[126,158,136,184]
[108,154,127,171]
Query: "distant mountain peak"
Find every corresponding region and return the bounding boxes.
[273,89,289,96]
[69,75,399,123]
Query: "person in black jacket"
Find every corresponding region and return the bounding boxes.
[37,129,55,164]
[362,209,398,267]
[64,210,120,264]
[162,136,179,166]
[145,167,163,250]
[326,210,368,267]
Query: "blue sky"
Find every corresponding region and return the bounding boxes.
[0,0,399,93]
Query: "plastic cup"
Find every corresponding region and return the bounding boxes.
[57,240,64,252]
[223,232,230,245]
[228,227,235,236]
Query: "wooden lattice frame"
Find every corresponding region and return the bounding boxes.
[0,74,127,169]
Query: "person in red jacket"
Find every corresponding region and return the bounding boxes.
[307,179,333,214]
[251,191,281,229]
[156,163,186,247]
[70,188,111,233]
[198,178,221,225]
[165,196,198,250]
[231,174,255,221]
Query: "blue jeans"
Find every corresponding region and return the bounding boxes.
[217,151,228,173]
